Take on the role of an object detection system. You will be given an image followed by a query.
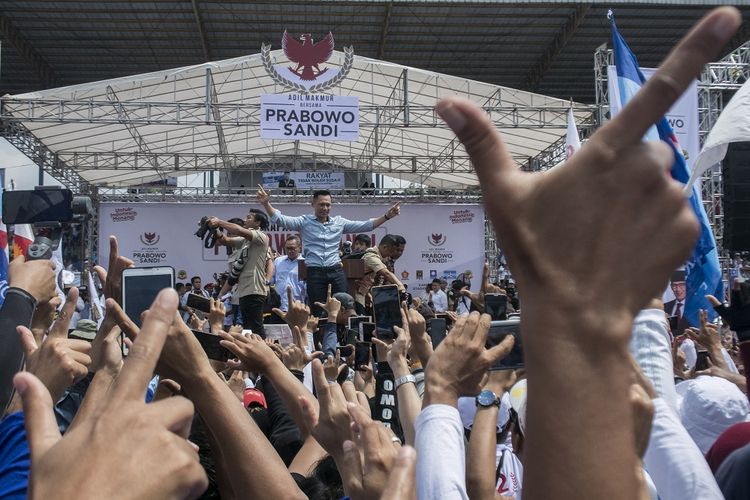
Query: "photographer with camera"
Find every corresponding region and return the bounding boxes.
[207,210,269,337]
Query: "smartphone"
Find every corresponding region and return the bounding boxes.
[2,188,73,224]
[484,294,508,321]
[355,342,371,370]
[361,322,376,342]
[192,330,231,362]
[486,319,523,370]
[429,318,447,349]
[668,315,679,332]
[122,267,174,327]
[695,350,710,371]
[348,315,371,338]
[372,284,402,339]
[186,293,212,313]
[336,345,354,358]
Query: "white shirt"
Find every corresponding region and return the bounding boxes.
[431,289,448,313]
[272,255,306,311]
[630,308,679,413]
[668,300,685,317]
[644,398,724,500]
[455,295,471,315]
[416,404,469,500]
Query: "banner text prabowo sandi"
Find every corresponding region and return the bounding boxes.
[260,94,359,141]
[98,203,484,294]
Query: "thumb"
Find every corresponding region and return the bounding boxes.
[309,351,324,359]
[436,97,517,198]
[313,302,326,309]
[298,395,319,431]
[272,308,286,320]
[13,372,62,459]
[17,326,38,357]
[484,333,515,367]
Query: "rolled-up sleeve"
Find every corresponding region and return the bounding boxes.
[270,211,305,231]
[342,217,375,234]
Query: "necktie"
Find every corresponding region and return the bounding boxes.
[675,302,682,320]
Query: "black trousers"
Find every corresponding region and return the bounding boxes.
[306,265,348,317]
[239,294,266,338]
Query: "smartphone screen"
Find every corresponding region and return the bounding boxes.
[355,342,371,370]
[2,188,73,225]
[192,330,231,362]
[484,294,508,321]
[486,319,523,370]
[361,322,375,342]
[122,267,174,328]
[347,315,371,339]
[429,318,447,348]
[667,315,679,332]
[186,293,212,313]
[695,350,710,371]
[336,345,354,358]
[372,285,402,339]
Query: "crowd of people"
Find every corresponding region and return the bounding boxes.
[1,7,749,500]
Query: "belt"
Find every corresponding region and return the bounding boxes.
[307,264,343,271]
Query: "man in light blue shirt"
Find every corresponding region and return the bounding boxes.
[257,186,401,316]
[272,234,306,311]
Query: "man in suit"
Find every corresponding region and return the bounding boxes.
[664,269,690,334]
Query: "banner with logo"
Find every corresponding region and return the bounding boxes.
[262,171,346,190]
[260,94,359,141]
[98,203,485,294]
[608,65,699,168]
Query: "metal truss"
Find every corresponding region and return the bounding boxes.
[0,119,94,195]
[0,99,597,130]
[56,151,535,175]
[96,186,482,204]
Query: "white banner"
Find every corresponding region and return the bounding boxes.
[262,171,345,190]
[98,203,485,293]
[608,66,699,168]
[260,94,359,141]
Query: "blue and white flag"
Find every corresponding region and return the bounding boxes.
[610,11,723,326]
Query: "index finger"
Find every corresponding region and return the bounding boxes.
[287,285,293,306]
[596,8,740,147]
[327,284,332,301]
[112,288,178,400]
[50,287,79,338]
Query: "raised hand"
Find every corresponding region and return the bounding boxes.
[93,236,134,305]
[14,288,208,499]
[385,202,401,220]
[219,330,279,374]
[423,312,514,406]
[314,284,341,321]
[273,286,310,332]
[8,255,56,304]
[208,298,226,334]
[406,305,432,366]
[256,184,271,204]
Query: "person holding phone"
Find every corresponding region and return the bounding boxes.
[257,186,401,316]
[354,234,407,315]
[208,210,270,337]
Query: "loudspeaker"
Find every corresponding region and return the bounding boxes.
[722,141,750,251]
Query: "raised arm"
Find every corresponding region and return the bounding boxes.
[372,202,401,229]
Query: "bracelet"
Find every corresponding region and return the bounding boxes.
[394,374,416,390]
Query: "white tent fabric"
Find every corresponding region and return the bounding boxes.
[5,50,590,188]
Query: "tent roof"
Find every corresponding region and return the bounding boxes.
[3,49,593,188]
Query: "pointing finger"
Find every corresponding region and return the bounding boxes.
[17,326,38,357]
[49,287,79,338]
[596,7,740,148]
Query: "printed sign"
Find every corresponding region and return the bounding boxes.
[260,94,359,141]
[262,171,345,190]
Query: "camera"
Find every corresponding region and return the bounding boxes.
[2,187,93,260]
[342,240,352,256]
[195,216,221,248]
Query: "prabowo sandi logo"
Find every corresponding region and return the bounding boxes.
[401,270,409,280]
[428,233,447,246]
[261,31,354,93]
[139,232,160,246]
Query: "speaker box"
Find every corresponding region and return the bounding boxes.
[722,141,750,251]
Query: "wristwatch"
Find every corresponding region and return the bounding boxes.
[394,374,417,390]
[475,389,501,408]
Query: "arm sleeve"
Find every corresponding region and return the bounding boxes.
[643,398,724,500]
[341,217,375,234]
[363,251,387,274]
[0,289,37,412]
[370,362,402,440]
[629,308,679,413]
[321,322,337,358]
[415,404,469,500]
[270,211,305,231]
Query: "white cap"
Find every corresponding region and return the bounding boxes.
[458,392,511,432]
[508,379,528,435]
[678,375,750,453]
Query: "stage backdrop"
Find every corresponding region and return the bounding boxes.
[99,203,485,294]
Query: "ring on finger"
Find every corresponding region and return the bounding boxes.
[391,436,402,445]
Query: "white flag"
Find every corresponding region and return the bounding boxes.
[686,79,750,190]
[565,108,581,160]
